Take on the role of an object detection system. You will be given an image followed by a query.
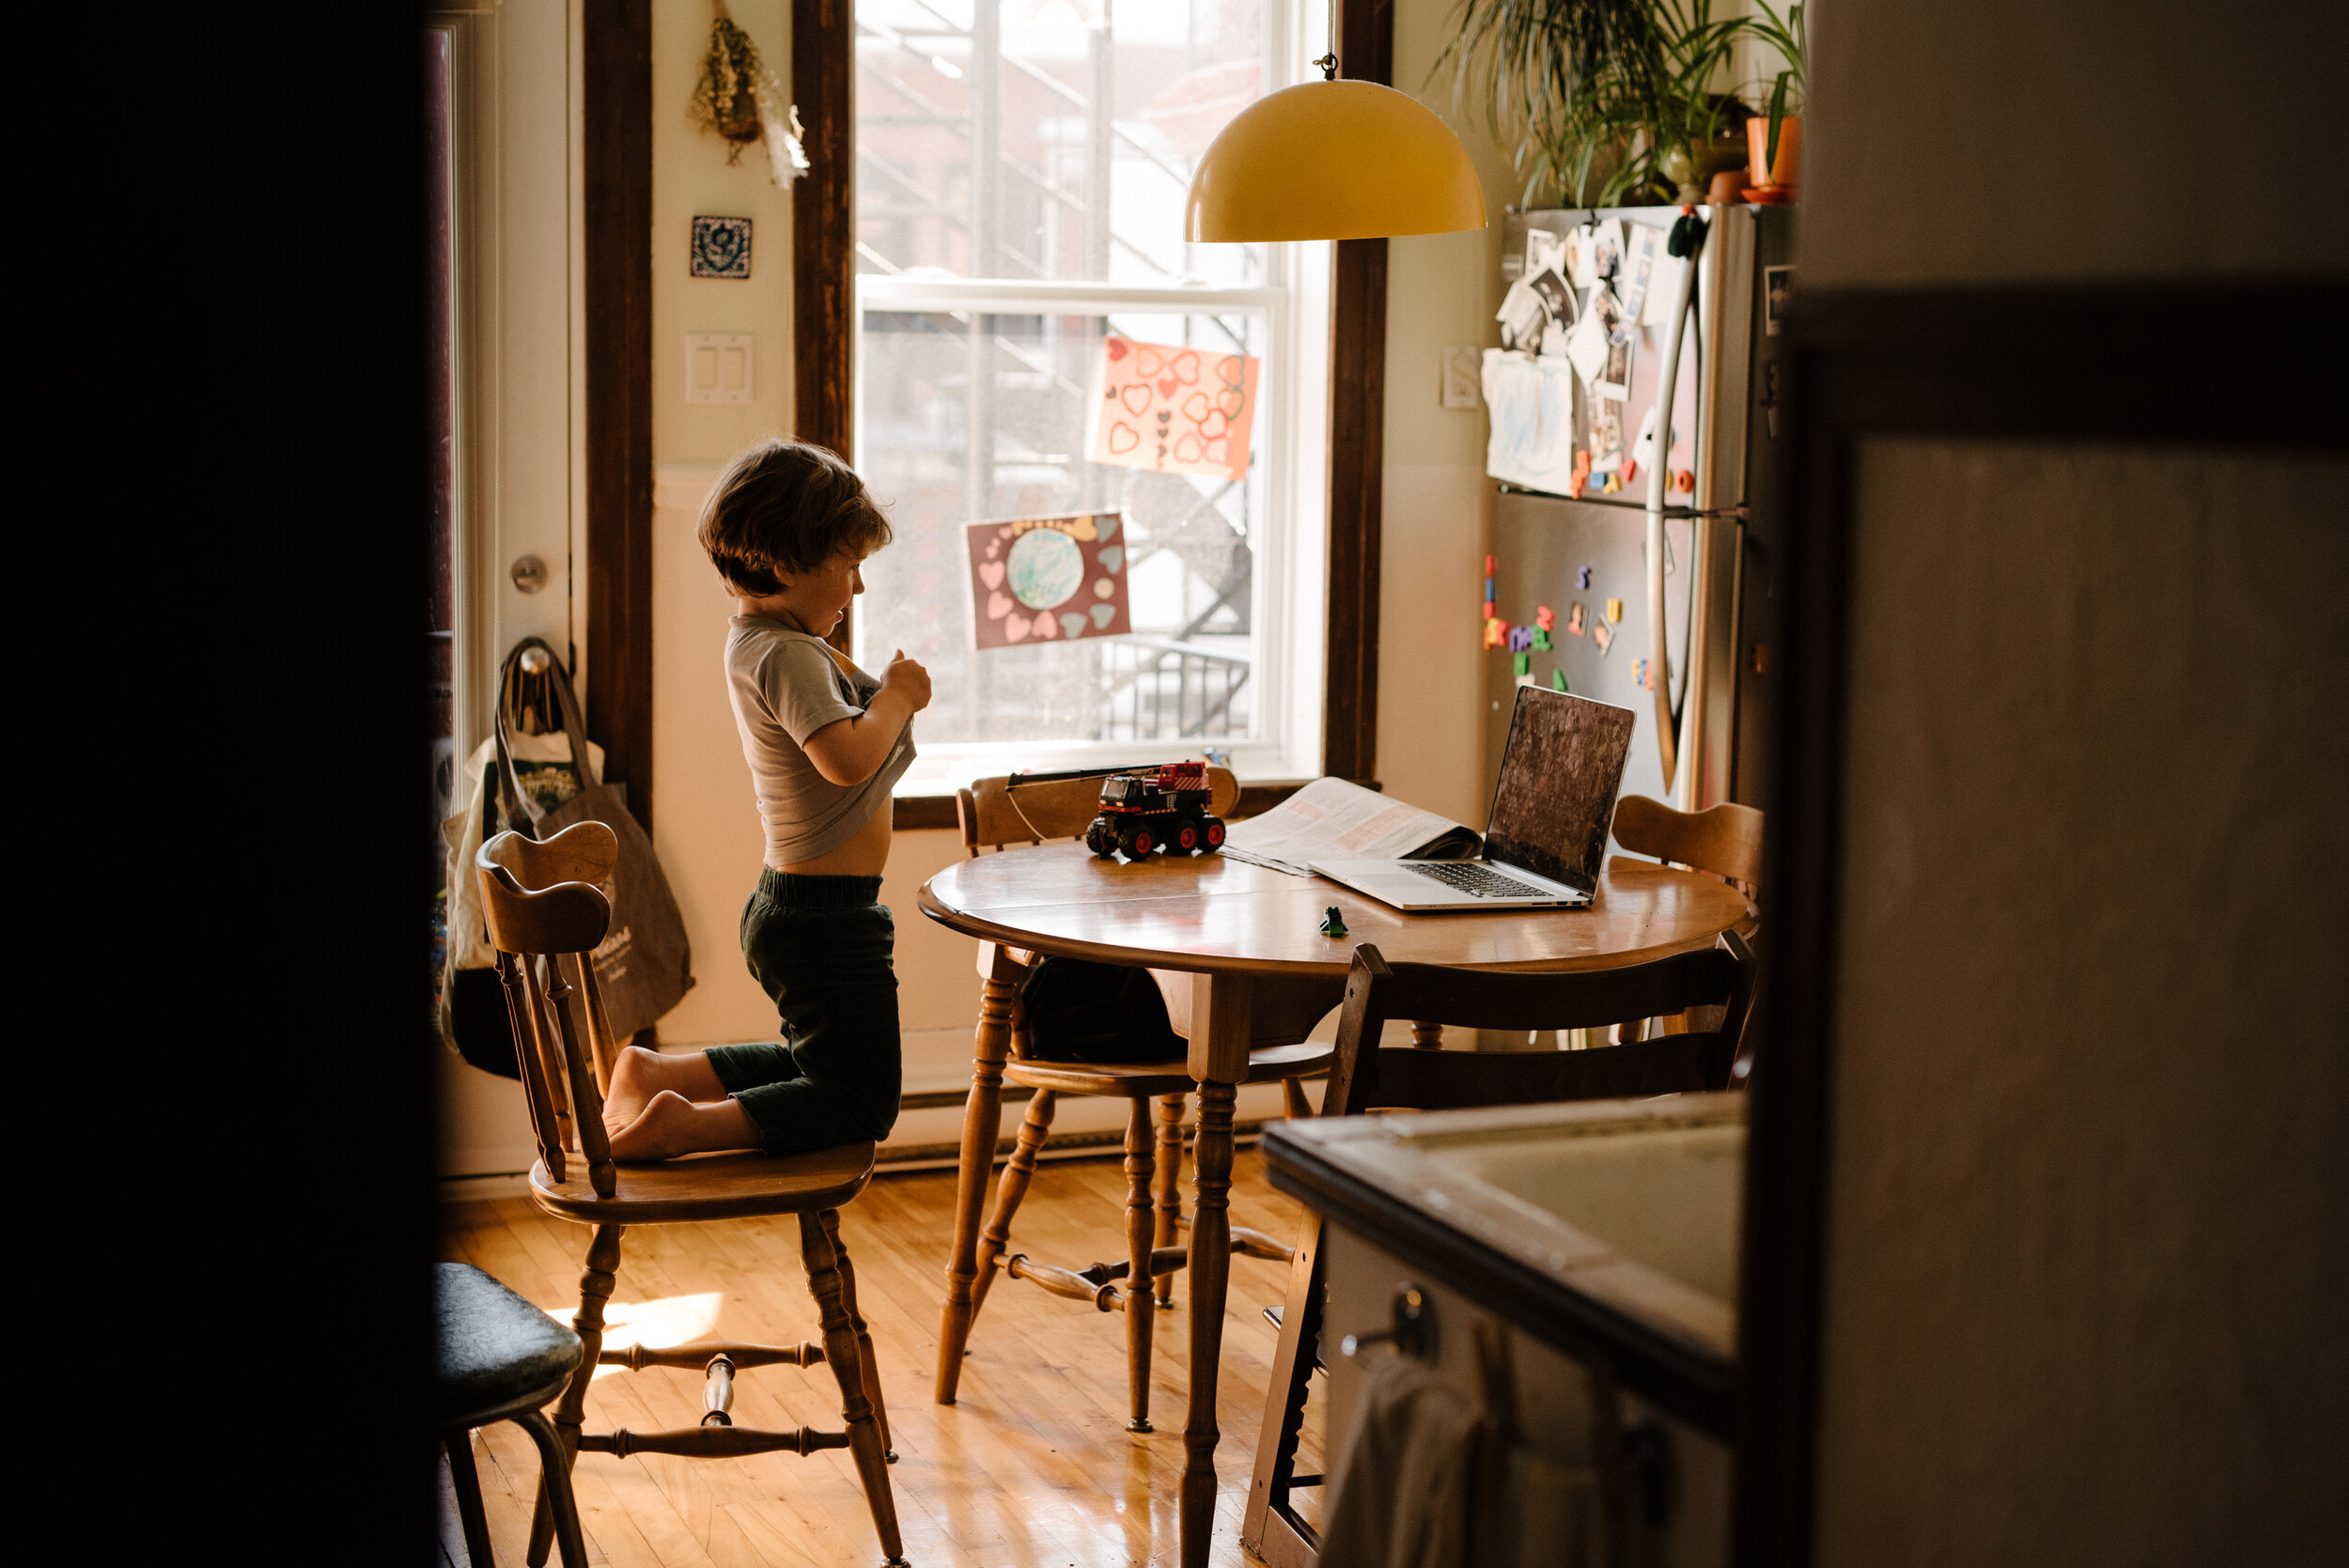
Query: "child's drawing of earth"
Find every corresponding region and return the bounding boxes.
[1006,528,1084,610]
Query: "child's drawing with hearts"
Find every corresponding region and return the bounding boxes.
[965,512,1134,652]
[1090,334,1259,483]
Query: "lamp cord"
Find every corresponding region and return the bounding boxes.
[1314,0,1338,78]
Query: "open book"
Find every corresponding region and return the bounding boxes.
[1222,777,1481,878]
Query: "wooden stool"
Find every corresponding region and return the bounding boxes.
[436,1263,589,1568]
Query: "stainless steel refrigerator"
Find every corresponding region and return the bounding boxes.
[1481,203,1797,818]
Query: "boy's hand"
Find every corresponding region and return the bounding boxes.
[881,649,932,712]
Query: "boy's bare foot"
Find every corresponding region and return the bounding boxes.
[606,1091,761,1162]
[602,1047,726,1139]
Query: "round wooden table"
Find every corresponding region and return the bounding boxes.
[919,843,1755,1568]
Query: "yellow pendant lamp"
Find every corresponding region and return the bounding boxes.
[1185,54,1486,242]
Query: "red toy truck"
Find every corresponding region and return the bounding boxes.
[1084,763,1226,860]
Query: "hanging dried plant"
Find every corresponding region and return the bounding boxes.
[688,8,810,187]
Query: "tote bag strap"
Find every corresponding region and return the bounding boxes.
[492,638,599,840]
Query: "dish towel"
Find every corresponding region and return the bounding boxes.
[1318,1354,1483,1568]
[1322,1336,1625,1568]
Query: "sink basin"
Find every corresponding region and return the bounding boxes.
[1432,1122,1744,1303]
[1264,1092,1748,1433]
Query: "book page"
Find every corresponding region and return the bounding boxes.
[1221,777,1480,877]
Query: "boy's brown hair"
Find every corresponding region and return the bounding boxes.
[697,440,893,597]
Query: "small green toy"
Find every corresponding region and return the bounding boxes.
[1319,906,1348,938]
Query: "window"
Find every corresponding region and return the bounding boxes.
[852,0,1330,789]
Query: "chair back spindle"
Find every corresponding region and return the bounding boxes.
[477,823,625,1199]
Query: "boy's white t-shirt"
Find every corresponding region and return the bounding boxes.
[726,615,915,868]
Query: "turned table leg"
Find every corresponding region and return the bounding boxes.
[936,970,1015,1405]
[1177,968,1256,1568]
[1181,1079,1238,1568]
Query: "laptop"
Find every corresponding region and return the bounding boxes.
[1311,688,1637,910]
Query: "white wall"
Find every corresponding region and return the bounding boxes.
[1801,0,2349,286]
[1376,0,1526,829]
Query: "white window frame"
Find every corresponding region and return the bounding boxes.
[851,1,1331,791]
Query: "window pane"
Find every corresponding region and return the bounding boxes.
[856,0,1267,286]
[855,307,1265,770]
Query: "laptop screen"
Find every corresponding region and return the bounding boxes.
[1484,689,1638,893]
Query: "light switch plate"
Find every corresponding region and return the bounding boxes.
[1440,345,1482,410]
[685,333,754,404]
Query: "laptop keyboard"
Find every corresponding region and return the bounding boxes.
[1404,862,1552,899]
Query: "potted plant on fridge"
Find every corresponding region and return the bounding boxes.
[1437,0,1805,207]
[1741,1,1806,199]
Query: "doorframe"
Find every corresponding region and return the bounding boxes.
[1735,280,2345,1567]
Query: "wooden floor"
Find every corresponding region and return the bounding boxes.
[439,1147,1329,1568]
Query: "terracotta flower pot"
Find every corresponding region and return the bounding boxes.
[1746,114,1803,194]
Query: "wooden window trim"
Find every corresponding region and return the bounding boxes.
[1322,0,1392,784]
[582,0,654,830]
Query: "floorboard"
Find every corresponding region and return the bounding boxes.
[438,1148,1330,1567]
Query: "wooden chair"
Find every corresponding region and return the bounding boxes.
[476,822,907,1568]
[1240,934,1760,1568]
[1610,796,1765,1042]
[436,1262,589,1568]
[1611,795,1765,899]
[935,768,1335,1433]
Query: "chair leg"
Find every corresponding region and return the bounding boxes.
[1152,1093,1186,1310]
[528,1222,621,1568]
[1282,1077,1313,1120]
[804,1209,910,1566]
[444,1431,496,1568]
[1242,1215,1329,1560]
[512,1408,590,1568]
[937,975,1015,1405]
[970,1088,1058,1325]
[821,1208,895,1463]
[1122,1096,1159,1433]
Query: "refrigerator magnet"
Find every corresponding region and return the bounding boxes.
[1607,598,1625,622]
[1568,602,1587,636]
[1593,619,1614,654]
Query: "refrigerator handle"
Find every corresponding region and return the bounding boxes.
[1645,210,1709,791]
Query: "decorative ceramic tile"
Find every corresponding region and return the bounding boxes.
[690,215,752,279]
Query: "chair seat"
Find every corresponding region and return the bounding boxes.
[435,1262,583,1427]
[530,1141,876,1223]
[1005,1041,1334,1098]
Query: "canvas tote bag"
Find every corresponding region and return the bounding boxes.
[440,640,693,1074]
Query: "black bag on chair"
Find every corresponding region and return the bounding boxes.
[1018,955,1185,1063]
[440,640,694,1076]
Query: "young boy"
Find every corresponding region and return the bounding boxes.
[602,440,930,1161]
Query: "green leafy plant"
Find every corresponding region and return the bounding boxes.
[1438,0,1799,207]
[1745,1,1807,175]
